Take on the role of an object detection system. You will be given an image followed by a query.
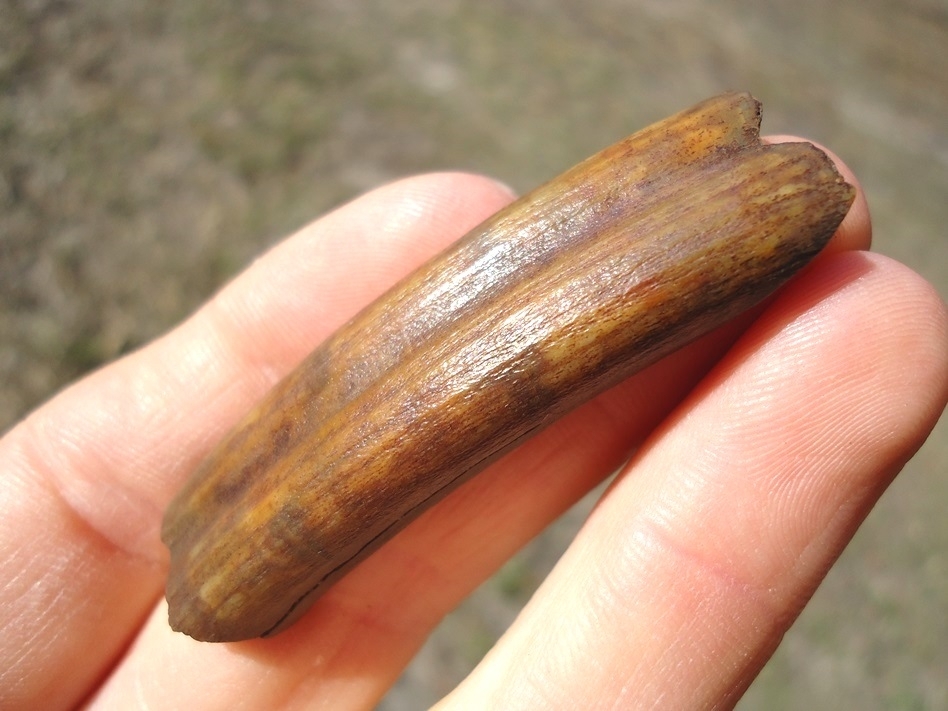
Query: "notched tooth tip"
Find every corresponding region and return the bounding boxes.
[766,139,857,206]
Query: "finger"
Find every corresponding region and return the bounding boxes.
[0,173,517,711]
[86,156,871,709]
[437,253,948,709]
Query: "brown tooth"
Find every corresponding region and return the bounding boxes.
[161,92,855,642]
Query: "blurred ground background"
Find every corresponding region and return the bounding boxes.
[1,0,946,708]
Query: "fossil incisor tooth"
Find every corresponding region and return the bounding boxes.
[162,92,855,642]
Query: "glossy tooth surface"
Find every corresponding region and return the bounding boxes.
[162,92,855,642]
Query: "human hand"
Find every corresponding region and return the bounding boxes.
[1,148,946,710]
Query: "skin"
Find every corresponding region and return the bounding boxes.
[0,139,945,710]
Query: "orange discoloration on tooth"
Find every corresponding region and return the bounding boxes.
[161,92,855,642]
